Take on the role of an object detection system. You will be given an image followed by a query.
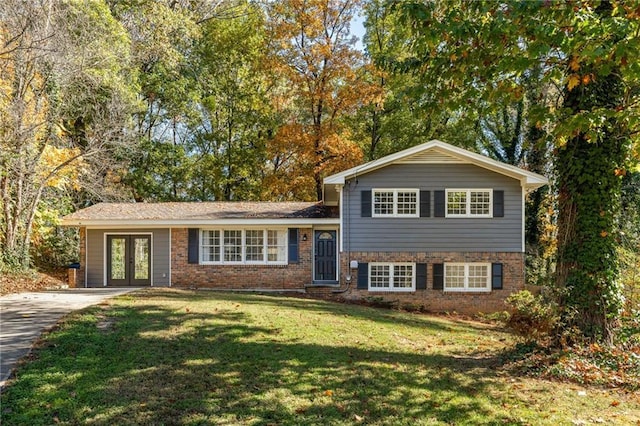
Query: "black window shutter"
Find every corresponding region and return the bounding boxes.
[361,190,372,217]
[493,190,504,217]
[492,263,503,289]
[357,262,369,289]
[433,263,444,289]
[416,263,427,289]
[419,190,431,217]
[434,190,445,217]
[288,228,299,264]
[188,228,199,264]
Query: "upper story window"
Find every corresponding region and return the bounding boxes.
[446,189,492,217]
[200,229,287,265]
[444,263,491,292]
[373,189,418,217]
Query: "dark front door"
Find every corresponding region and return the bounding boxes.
[314,230,337,282]
[107,235,151,286]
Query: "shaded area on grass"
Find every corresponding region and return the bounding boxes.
[2,289,638,425]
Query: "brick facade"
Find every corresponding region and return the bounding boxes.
[336,251,525,314]
[170,227,314,289]
[79,226,524,313]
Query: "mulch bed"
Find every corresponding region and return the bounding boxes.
[0,269,68,295]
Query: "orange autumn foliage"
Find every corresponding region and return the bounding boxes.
[264,0,373,201]
[263,122,362,201]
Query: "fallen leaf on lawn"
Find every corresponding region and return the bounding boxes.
[610,400,620,407]
[354,414,364,422]
[324,390,334,397]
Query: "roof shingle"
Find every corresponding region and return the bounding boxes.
[62,202,338,222]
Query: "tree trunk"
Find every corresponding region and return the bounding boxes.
[555,2,627,342]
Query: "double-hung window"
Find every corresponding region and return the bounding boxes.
[446,189,492,217]
[267,230,287,262]
[224,230,242,262]
[200,229,287,264]
[245,230,264,262]
[201,230,221,262]
[369,263,415,291]
[373,189,418,217]
[444,263,491,292]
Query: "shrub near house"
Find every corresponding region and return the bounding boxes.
[62,140,547,313]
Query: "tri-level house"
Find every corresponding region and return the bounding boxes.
[62,140,548,313]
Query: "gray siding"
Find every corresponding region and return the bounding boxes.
[343,163,523,252]
[86,228,170,287]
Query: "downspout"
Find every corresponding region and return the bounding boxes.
[333,175,355,294]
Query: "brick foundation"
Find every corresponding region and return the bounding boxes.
[170,228,313,289]
[337,251,525,314]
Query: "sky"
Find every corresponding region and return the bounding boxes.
[351,12,366,52]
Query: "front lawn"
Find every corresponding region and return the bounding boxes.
[2,289,638,425]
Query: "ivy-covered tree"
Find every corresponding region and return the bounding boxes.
[394,0,639,341]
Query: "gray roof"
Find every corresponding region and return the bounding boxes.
[62,202,338,225]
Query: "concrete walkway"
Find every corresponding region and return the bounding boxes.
[0,288,138,387]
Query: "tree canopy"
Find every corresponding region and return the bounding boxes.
[388,0,639,340]
[1,0,638,343]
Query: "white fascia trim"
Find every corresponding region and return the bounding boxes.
[63,218,340,228]
[324,139,549,189]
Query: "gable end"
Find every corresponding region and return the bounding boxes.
[395,148,467,164]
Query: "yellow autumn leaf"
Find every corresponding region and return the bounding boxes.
[38,145,82,189]
[569,56,580,72]
[567,74,581,91]
[557,136,568,148]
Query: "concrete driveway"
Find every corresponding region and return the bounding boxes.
[0,288,138,387]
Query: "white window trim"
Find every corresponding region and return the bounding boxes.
[445,189,493,218]
[368,262,416,292]
[444,262,491,292]
[199,228,287,265]
[372,188,419,218]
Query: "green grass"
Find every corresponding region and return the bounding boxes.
[2,289,639,425]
